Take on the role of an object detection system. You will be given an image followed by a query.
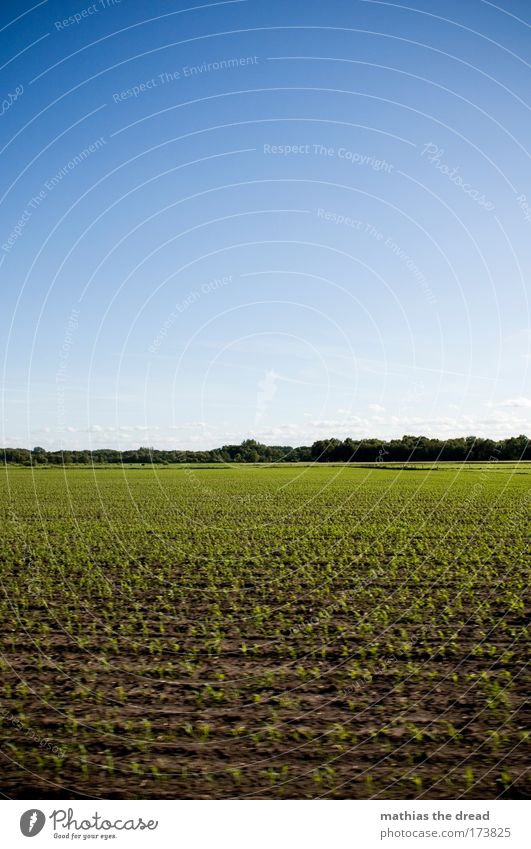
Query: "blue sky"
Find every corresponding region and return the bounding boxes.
[1,0,530,449]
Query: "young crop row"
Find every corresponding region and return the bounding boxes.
[0,464,528,798]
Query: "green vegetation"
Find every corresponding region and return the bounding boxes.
[0,463,528,798]
[2,433,530,465]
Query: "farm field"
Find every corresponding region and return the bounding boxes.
[0,464,529,799]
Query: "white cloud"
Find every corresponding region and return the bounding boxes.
[499,397,531,408]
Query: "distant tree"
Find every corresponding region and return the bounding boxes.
[0,434,529,465]
[31,446,47,464]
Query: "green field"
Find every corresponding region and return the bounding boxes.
[0,464,529,799]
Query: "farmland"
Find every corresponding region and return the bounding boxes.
[0,464,529,799]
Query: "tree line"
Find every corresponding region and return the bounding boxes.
[2,435,529,465]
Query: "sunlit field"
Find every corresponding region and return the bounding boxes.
[1,464,529,799]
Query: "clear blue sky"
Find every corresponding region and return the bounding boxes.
[1,0,530,449]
